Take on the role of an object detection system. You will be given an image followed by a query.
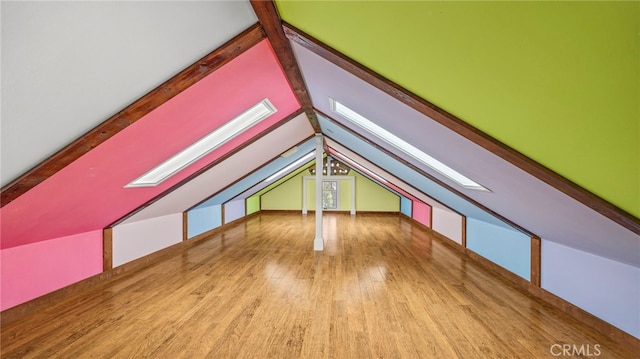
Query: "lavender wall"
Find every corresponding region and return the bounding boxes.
[224,200,246,224]
[542,240,640,338]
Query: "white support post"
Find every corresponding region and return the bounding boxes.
[351,178,356,215]
[302,178,307,215]
[314,134,324,251]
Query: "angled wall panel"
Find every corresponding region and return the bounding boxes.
[247,196,260,215]
[112,213,182,267]
[0,230,102,310]
[353,172,399,212]
[188,205,222,239]
[412,201,431,228]
[542,240,640,339]
[262,172,306,210]
[224,200,246,224]
[431,207,463,244]
[400,197,412,217]
[466,217,531,280]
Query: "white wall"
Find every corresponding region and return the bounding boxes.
[431,207,463,244]
[112,213,183,267]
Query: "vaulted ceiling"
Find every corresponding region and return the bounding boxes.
[1,2,638,267]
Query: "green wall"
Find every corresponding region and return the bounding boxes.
[354,172,400,211]
[246,196,260,215]
[261,171,400,212]
[262,171,306,210]
[277,1,640,217]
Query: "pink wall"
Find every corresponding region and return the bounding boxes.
[0,230,103,310]
[1,39,300,249]
[412,201,432,227]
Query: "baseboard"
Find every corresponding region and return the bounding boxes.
[260,209,304,214]
[0,211,259,325]
[403,213,640,351]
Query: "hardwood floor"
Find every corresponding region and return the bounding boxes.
[1,213,636,358]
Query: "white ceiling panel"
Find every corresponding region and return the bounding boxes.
[1,1,257,185]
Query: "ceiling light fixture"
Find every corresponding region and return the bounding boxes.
[280,146,299,158]
[331,151,387,183]
[264,152,315,183]
[330,99,489,191]
[308,157,350,176]
[125,99,277,188]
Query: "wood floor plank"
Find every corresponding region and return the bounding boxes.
[1,213,637,358]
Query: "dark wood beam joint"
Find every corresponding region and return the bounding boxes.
[103,227,113,272]
[250,1,321,133]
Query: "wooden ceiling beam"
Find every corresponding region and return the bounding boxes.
[1,24,266,207]
[283,22,639,235]
[250,0,321,134]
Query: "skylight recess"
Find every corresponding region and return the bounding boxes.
[331,151,387,183]
[330,99,489,192]
[264,152,315,183]
[126,99,277,188]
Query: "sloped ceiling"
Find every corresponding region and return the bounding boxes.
[1,1,258,185]
[1,2,638,268]
[1,11,302,248]
[276,0,640,218]
[120,115,313,225]
[294,42,639,265]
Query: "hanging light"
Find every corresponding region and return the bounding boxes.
[309,157,350,175]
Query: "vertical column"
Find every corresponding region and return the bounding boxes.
[350,177,356,215]
[302,178,308,215]
[531,235,541,286]
[314,134,324,251]
[182,211,188,241]
[103,227,113,271]
[461,216,467,248]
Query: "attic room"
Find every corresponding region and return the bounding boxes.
[1,1,638,357]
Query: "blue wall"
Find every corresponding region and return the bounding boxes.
[187,204,222,238]
[466,217,531,280]
[400,196,412,217]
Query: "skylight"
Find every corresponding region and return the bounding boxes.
[264,151,315,183]
[126,99,277,188]
[331,151,387,184]
[330,99,489,191]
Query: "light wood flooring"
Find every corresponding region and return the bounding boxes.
[1,213,636,358]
